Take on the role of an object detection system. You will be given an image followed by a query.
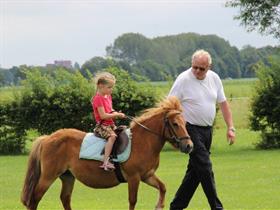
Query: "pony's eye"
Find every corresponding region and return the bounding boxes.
[172,123,179,127]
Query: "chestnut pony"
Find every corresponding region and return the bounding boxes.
[21,96,193,210]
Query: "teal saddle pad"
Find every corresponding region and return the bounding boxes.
[79,129,131,163]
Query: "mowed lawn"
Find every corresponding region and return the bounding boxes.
[1,129,279,210]
[1,79,280,209]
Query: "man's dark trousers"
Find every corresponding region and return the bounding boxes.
[170,123,223,210]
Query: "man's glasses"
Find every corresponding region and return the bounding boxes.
[192,66,207,72]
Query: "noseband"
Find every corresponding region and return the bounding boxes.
[163,113,191,147]
[127,112,190,146]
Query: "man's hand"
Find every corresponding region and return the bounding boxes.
[227,127,236,145]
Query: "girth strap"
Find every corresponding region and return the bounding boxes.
[113,162,126,183]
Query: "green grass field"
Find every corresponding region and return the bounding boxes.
[0,86,22,104]
[1,79,280,210]
[1,129,279,210]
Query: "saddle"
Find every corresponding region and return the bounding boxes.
[101,125,129,158]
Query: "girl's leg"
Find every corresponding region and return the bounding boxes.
[101,134,117,170]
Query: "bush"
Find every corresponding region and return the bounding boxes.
[108,67,156,117]
[0,67,156,154]
[14,69,94,134]
[0,104,26,154]
[250,58,280,149]
[0,126,26,154]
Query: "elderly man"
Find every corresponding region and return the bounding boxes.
[169,49,236,210]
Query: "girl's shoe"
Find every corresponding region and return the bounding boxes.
[105,161,116,171]
[99,161,115,171]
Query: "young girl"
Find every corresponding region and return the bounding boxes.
[92,72,125,171]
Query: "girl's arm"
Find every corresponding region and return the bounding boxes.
[97,107,125,120]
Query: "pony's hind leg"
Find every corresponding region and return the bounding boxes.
[143,174,166,210]
[29,175,56,210]
[59,170,75,210]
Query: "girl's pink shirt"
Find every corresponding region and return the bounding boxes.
[92,93,114,125]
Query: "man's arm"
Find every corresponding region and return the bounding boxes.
[219,100,236,145]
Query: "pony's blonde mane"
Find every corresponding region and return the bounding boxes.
[130,96,182,128]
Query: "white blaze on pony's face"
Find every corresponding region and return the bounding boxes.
[167,111,193,154]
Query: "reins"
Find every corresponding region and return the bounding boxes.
[126,113,190,146]
[163,115,191,146]
[126,115,161,137]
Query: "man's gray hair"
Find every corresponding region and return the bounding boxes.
[192,49,212,65]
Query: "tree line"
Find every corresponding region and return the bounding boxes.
[1,32,280,86]
[105,32,280,80]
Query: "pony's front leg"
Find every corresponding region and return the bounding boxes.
[143,174,166,210]
[127,175,140,210]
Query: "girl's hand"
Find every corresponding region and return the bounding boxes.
[117,112,126,119]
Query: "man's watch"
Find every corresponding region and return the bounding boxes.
[229,127,236,132]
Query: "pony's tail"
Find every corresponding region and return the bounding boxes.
[21,135,46,208]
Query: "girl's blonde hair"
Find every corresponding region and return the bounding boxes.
[94,72,116,87]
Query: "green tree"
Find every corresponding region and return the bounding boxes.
[107,32,244,80]
[80,57,122,79]
[106,33,152,64]
[0,71,4,86]
[228,1,280,149]
[240,45,280,77]
[74,62,81,70]
[107,67,156,118]
[240,45,261,77]
[226,0,280,39]
[136,60,169,81]
[250,58,280,149]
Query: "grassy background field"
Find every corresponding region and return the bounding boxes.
[0,86,22,104]
[1,79,280,210]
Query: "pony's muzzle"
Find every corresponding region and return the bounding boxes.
[179,140,193,154]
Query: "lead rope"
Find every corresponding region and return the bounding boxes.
[126,115,162,137]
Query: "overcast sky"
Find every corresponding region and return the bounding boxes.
[0,0,279,68]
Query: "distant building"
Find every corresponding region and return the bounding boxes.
[54,60,72,68]
[46,64,56,68]
[46,60,72,69]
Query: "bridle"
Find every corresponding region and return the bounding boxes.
[126,112,191,147]
[163,113,191,147]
